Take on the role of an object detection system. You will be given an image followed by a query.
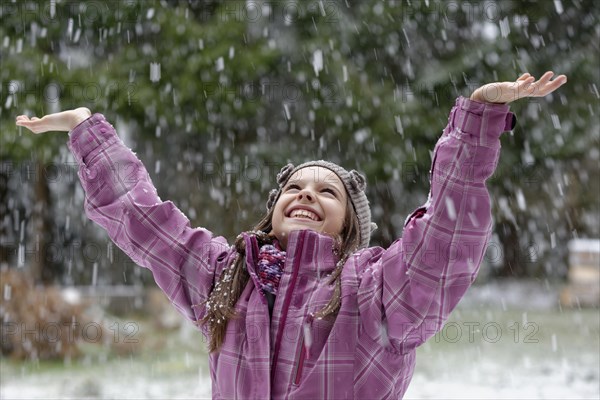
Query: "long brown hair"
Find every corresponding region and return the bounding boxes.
[201,196,361,353]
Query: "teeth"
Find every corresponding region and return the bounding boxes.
[290,209,319,221]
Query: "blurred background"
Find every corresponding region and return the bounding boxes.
[1,0,598,398]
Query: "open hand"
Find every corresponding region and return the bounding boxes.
[15,107,92,134]
[470,71,567,104]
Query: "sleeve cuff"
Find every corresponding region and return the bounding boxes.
[448,97,516,147]
[67,113,117,163]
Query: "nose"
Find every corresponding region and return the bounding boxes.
[296,188,314,202]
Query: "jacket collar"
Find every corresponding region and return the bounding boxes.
[242,230,339,277]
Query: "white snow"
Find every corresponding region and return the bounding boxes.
[554,0,564,15]
[312,50,323,76]
[215,57,224,72]
[568,238,600,254]
[499,17,510,38]
[149,62,161,83]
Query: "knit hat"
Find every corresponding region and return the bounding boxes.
[266,161,376,249]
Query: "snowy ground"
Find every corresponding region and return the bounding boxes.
[1,280,599,399]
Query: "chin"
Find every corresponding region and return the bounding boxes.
[278,226,317,238]
[287,223,321,233]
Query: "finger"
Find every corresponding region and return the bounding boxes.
[556,74,568,86]
[536,75,568,96]
[517,76,537,95]
[519,76,536,85]
[31,117,40,121]
[523,72,553,96]
[548,74,567,85]
[533,71,555,87]
[15,117,32,125]
[517,73,531,81]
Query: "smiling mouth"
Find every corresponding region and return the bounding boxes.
[288,208,322,222]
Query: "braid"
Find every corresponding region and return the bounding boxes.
[313,195,361,320]
[312,253,350,319]
[201,215,273,352]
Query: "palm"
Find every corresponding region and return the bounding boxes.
[15,107,91,134]
[15,115,58,134]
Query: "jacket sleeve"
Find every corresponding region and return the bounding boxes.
[68,114,233,329]
[356,96,516,353]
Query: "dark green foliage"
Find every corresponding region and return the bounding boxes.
[1,0,598,283]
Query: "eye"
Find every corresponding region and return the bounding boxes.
[321,187,337,197]
[285,184,301,192]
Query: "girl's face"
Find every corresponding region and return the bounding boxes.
[271,166,348,249]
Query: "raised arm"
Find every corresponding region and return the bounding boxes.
[16,107,93,132]
[356,72,566,352]
[15,110,233,329]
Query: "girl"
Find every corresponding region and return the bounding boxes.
[16,72,566,399]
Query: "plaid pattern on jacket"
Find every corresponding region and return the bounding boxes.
[68,96,515,399]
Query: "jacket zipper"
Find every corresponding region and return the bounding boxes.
[270,231,305,381]
[293,335,307,385]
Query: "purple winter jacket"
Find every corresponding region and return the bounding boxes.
[68,96,515,399]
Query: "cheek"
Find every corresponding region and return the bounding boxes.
[271,208,282,229]
[270,199,288,229]
[326,205,347,232]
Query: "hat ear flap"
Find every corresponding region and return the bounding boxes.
[348,170,367,192]
[277,163,295,186]
[267,164,294,210]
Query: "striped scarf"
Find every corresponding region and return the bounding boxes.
[256,243,286,295]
